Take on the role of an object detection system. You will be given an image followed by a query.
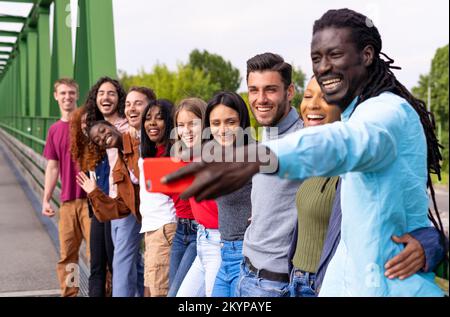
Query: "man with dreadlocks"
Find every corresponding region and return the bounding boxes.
[163,8,446,296]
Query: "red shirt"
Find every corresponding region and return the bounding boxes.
[189,198,218,229]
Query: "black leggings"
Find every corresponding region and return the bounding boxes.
[88,214,114,297]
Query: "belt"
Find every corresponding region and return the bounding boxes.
[244,257,289,283]
[178,218,199,226]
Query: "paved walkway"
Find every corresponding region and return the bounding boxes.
[0,143,60,297]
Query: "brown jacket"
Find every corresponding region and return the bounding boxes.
[88,132,142,222]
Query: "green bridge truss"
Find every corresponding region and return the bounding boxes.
[0,2,118,289]
[0,0,117,153]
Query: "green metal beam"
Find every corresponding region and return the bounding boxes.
[1,0,119,149]
[49,0,72,116]
[36,5,51,116]
[0,14,27,23]
[0,42,15,48]
[19,38,28,117]
[74,0,117,102]
[26,28,37,117]
[0,30,20,37]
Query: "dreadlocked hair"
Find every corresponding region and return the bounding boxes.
[314,8,447,256]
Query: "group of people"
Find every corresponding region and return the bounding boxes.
[42,8,447,297]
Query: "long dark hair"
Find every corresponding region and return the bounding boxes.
[85,77,127,127]
[205,91,252,146]
[314,8,447,255]
[140,99,174,158]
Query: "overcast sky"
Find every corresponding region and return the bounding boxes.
[1,0,449,92]
[112,0,449,91]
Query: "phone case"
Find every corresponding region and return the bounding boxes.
[142,157,194,194]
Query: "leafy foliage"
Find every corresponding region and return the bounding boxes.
[413,44,449,173]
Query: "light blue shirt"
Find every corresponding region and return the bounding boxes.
[264,92,443,296]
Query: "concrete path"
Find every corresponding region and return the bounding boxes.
[0,143,60,297]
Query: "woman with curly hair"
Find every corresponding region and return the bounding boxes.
[69,105,114,297]
[70,105,104,172]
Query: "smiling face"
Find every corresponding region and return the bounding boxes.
[311,27,373,109]
[144,106,166,145]
[54,84,78,113]
[125,91,148,129]
[300,77,341,127]
[176,109,202,148]
[209,104,240,146]
[247,71,294,127]
[96,82,119,117]
[89,123,121,149]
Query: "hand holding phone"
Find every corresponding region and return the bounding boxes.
[143,157,194,194]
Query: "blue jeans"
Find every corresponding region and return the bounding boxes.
[167,218,198,297]
[176,225,221,297]
[289,268,317,297]
[111,214,144,297]
[212,240,243,297]
[235,260,290,297]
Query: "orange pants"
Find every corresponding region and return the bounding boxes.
[56,199,91,297]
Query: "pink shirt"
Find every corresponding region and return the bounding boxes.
[43,120,86,202]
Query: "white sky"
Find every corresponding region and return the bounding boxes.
[1,0,449,91]
[112,0,450,92]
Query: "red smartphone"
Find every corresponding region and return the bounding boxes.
[142,157,194,194]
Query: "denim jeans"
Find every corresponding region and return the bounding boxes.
[289,268,317,297]
[176,225,221,297]
[212,240,243,297]
[111,214,144,297]
[167,218,198,297]
[235,260,290,297]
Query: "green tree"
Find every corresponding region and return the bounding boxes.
[412,44,449,173]
[240,92,261,141]
[188,49,241,92]
[291,65,307,113]
[119,63,220,104]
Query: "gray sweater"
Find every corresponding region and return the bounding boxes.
[216,180,252,241]
[243,108,303,274]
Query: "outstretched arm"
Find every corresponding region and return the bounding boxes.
[162,144,277,201]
